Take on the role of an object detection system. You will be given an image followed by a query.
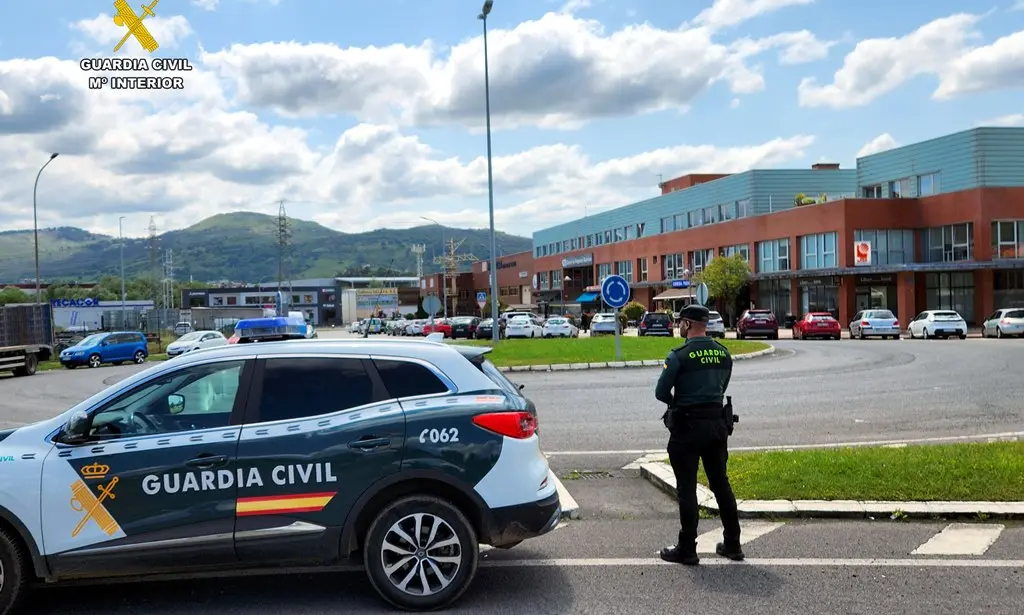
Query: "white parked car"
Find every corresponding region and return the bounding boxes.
[542,317,579,338]
[981,308,1024,338]
[506,315,543,338]
[707,310,726,338]
[166,330,228,357]
[348,320,363,333]
[589,312,619,335]
[907,309,968,340]
[848,309,901,340]
[404,319,427,335]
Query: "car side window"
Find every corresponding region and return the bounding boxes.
[257,357,375,423]
[88,360,245,439]
[373,359,450,398]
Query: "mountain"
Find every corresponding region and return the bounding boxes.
[0,212,533,283]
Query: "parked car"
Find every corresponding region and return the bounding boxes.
[793,312,841,340]
[589,312,619,335]
[506,315,543,338]
[449,316,481,339]
[638,312,673,337]
[422,319,452,338]
[348,320,363,333]
[475,317,506,339]
[981,308,1024,338]
[58,331,149,368]
[737,309,779,339]
[166,330,229,357]
[706,310,726,338]
[542,317,579,338]
[849,309,901,339]
[907,310,967,339]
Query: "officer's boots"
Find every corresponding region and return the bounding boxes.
[715,542,745,561]
[660,541,699,565]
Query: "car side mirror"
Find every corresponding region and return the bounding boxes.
[168,394,186,415]
[60,410,91,445]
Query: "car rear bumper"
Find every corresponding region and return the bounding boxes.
[639,329,672,336]
[482,490,561,547]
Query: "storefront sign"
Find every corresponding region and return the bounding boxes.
[498,260,517,269]
[354,288,398,311]
[854,241,872,266]
[855,274,894,285]
[798,277,839,288]
[51,298,98,307]
[519,271,529,278]
[561,253,594,268]
[670,279,690,289]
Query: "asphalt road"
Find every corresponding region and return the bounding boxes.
[3,337,1023,613]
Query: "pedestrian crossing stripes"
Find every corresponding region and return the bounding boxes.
[696,521,784,553]
[911,523,1005,555]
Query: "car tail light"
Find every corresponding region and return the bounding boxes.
[861,321,870,326]
[472,411,537,439]
[640,322,647,329]
[1001,319,1010,325]
[893,320,899,327]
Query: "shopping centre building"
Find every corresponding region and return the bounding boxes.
[521,126,1024,327]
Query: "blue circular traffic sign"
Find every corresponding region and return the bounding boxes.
[600,275,630,309]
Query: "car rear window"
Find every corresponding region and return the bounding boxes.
[747,310,774,317]
[645,313,670,323]
[1006,310,1024,319]
[867,310,895,319]
[810,315,834,321]
[709,311,721,319]
[934,311,960,318]
[373,359,450,398]
[468,354,521,397]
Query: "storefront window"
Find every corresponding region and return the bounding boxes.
[925,272,975,323]
[994,270,1024,307]
[799,280,839,318]
[757,279,791,322]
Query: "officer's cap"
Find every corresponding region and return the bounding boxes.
[678,304,710,323]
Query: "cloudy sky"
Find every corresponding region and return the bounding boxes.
[1,0,1022,240]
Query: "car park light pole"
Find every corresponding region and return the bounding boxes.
[33,152,59,301]
[119,216,127,328]
[421,216,448,319]
[479,0,499,343]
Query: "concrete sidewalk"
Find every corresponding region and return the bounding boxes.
[640,461,1024,520]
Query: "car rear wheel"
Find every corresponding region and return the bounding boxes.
[996,327,1003,339]
[0,528,30,615]
[363,495,479,611]
[134,351,146,364]
[87,354,102,368]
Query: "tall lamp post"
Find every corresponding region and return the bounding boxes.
[421,216,448,319]
[561,275,571,316]
[32,153,59,301]
[119,216,127,328]
[479,0,499,342]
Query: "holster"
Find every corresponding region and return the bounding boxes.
[661,407,674,430]
[723,396,739,435]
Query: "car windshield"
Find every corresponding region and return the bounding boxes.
[176,331,203,342]
[747,311,773,317]
[74,334,106,347]
[867,310,895,319]
[645,313,669,322]
[594,314,614,321]
[709,312,721,319]
[509,316,529,322]
[547,318,566,325]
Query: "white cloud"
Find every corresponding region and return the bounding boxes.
[798,13,1024,108]
[560,0,592,14]
[1014,1,1024,11]
[977,113,1024,126]
[199,11,810,131]
[695,0,817,30]
[732,30,836,65]
[192,0,219,10]
[71,13,194,53]
[856,133,897,158]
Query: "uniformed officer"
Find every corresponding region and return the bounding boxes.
[655,303,743,565]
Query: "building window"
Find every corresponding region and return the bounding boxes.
[720,244,750,261]
[637,257,648,282]
[918,173,939,196]
[662,253,684,280]
[551,271,562,289]
[994,270,1024,307]
[687,249,714,273]
[736,199,751,218]
[889,177,912,198]
[853,229,916,265]
[800,232,838,269]
[616,260,633,283]
[923,223,973,263]
[757,238,790,273]
[758,279,791,323]
[702,206,717,224]
[861,184,882,198]
[226,296,237,305]
[539,271,549,290]
[597,263,613,281]
[992,220,1024,259]
[925,272,975,324]
[637,222,646,238]
[661,216,674,233]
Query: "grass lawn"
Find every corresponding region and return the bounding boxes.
[682,442,1024,502]
[456,336,769,367]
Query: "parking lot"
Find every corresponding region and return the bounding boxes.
[3,335,1022,613]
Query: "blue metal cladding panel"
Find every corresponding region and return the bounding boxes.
[856,127,1024,195]
[532,169,856,250]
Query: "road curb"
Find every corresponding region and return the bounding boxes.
[496,345,776,373]
[549,471,581,520]
[639,461,1024,520]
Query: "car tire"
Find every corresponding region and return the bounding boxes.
[0,528,31,615]
[363,495,479,611]
[133,351,146,364]
[996,327,1003,339]
[923,328,930,340]
[87,354,102,368]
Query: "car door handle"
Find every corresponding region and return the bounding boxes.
[349,437,391,450]
[186,454,228,468]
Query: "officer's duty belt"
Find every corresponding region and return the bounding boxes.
[670,404,724,419]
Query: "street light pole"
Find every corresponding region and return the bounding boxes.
[562,275,571,316]
[480,0,499,342]
[119,216,127,328]
[421,216,447,319]
[32,153,59,302]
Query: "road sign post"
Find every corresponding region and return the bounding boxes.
[696,282,709,306]
[423,295,442,324]
[600,275,630,361]
[476,291,487,316]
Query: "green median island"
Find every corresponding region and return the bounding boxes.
[457,336,770,367]
[686,442,1024,502]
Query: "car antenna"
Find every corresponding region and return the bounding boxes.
[364,256,397,339]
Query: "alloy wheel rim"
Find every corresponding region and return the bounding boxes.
[135,352,145,363]
[0,558,5,592]
[380,512,462,597]
[90,356,100,367]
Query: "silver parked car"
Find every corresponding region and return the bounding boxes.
[706,310,726,338]
[589,312,619,335]
[981,308,1024,338]
[848,309,901,339]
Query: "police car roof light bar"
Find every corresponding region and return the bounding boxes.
[472,411,537,439]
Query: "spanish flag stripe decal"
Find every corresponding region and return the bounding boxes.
[235,492,336,516]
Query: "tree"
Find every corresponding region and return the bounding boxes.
[623,300,646,323]
[415,297,428,319]
[693,254,751,325]
[0,286,31,305]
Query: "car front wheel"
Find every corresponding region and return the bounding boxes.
[0,528,30,615]
[134,351,146,364]
[363,495,479,611]
[88,354,102,368]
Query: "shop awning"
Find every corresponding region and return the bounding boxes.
[653,288,692,301]
[574,292,600,303]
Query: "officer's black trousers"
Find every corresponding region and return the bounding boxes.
[667,418,741,550]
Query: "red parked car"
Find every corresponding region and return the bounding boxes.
[792,312,841,340]
[737,309,779,339]
[422,319,452,337]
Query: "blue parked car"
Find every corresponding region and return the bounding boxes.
[58,331,149,369]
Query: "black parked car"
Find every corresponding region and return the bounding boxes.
[449,316,481,339]
[474,317,506,339]
[639,312,674,337]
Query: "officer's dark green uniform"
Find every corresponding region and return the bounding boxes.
[655,304,743,565]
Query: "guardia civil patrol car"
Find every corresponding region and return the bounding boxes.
[0,334,560,613]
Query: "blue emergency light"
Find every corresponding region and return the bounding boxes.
[234,316,307,343]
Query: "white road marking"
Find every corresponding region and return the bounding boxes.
[550,471,580,519]
[696,521,784,553]
[911,523,1005,555]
